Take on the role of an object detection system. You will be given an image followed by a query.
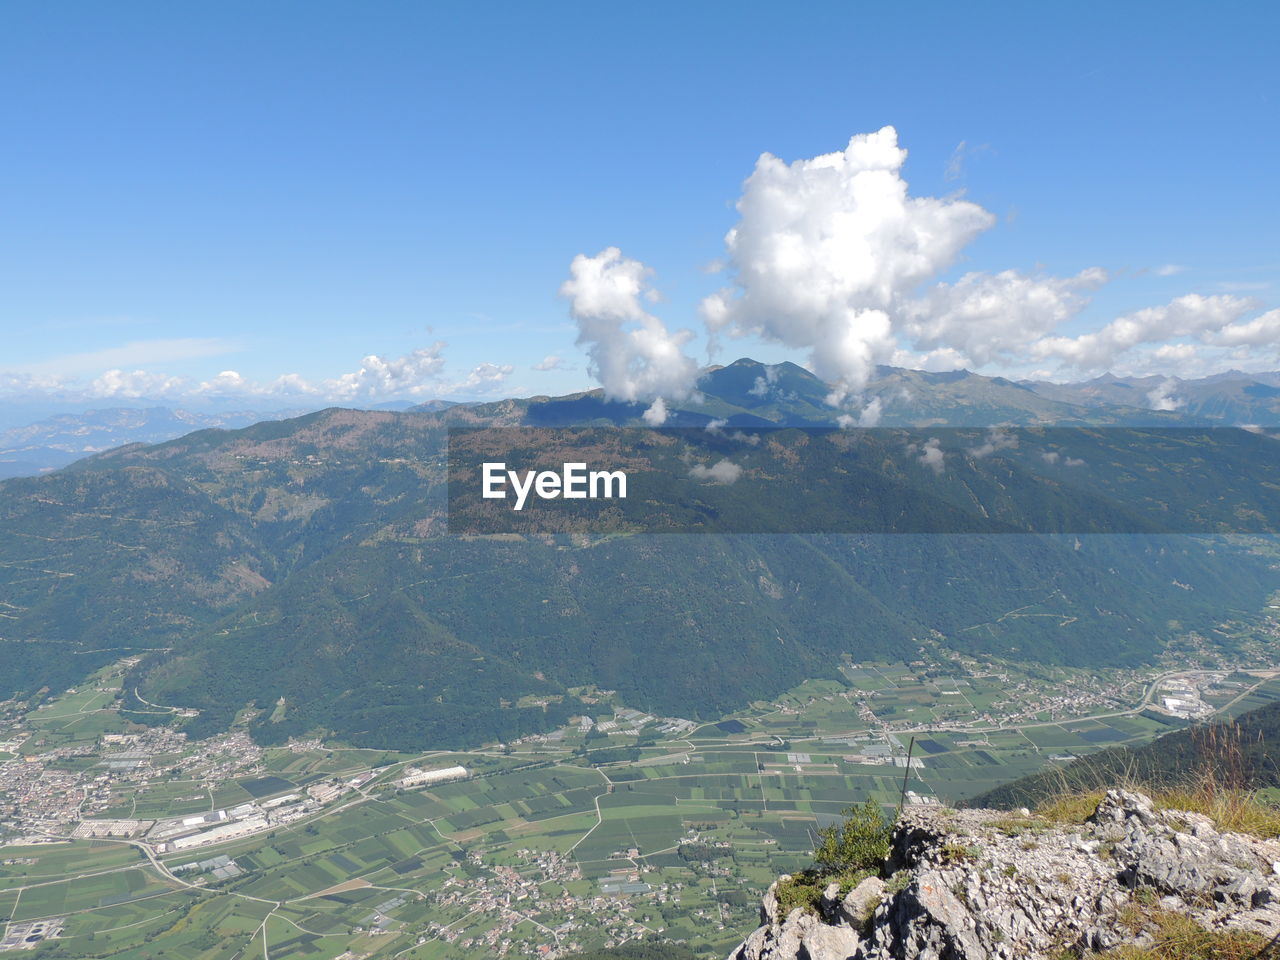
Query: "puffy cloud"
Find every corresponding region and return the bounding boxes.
[561,247,699,422]
[203,370,249,392]
[701,126,995,402]
[194,371,312,396]
[455,362,514,393]
[688,128,1279,386]
[1031,294,1256,370]
[641,396,669,426]
[10,342,510,406]
[1208,308,1280,347]
[688,459,742,484]
[532,355,566,371]
[857,396,883,427]
[904,268,1106,367]
[88,368,187,399]
[325,342,447,400]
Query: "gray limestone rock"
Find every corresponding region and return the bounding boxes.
[728,791,1280,960]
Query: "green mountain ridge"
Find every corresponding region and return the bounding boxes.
[0,360,1277,751]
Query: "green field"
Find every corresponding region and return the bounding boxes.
[5,653,1277,958]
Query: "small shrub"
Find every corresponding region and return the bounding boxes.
[774,873,827,917]
[813,799,892,875]
[774,867,875,916]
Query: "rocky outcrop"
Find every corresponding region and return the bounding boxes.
[728,790,1280,960]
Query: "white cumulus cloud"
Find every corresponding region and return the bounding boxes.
[324,342,448,400]
[700,126,995,403]
[904,268,1107,368]
[561,247,699,423]
[20,342,513,406]
[88,369,187,399]
[1031,294,1257,371]
[455,362,514,393]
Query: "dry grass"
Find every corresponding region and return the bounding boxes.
[1154,781,1280,839]
[1035,720,1280,839]
[1037,789,1109,825]
[1087,906,1271,959]
[1036,781,1280,838]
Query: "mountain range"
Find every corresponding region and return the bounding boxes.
[0,359,1277,752]
[4,362,1280,480]
[464,360,1263,430]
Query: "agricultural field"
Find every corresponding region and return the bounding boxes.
[4,654,1279,958]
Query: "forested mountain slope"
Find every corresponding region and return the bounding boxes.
[1,361,1277,750]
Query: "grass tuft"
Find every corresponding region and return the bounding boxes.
[1035,781,1280,839]
[1078,906,1269,959]
[1033,724,1280,839]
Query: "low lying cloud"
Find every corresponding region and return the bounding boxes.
[87,369,188,399]
[689,459,743,484]
[1042,450,1086,467]
[908,437,946,474]
[967,428,1018,458]
[1146,378,1184,412]
[836,396,883,428]
[642,396,669,426]
[457,361,515,392]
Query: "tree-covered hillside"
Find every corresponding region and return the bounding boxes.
[1,361,1278,751]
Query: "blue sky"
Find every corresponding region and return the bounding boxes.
[1,0,1277,412]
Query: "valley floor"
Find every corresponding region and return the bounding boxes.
[2,627,1280,959]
